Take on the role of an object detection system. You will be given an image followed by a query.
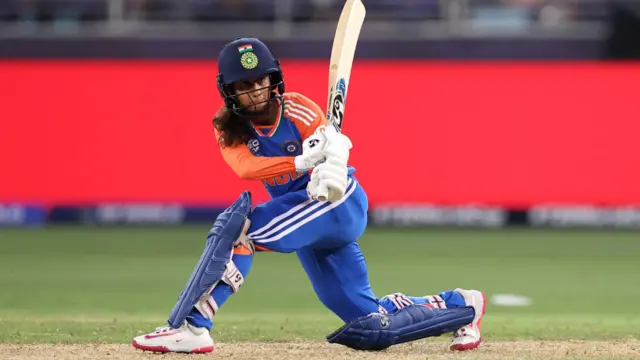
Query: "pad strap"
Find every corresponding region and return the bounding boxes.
[195,292,219,319]
[222,260,244,293]
[192,259,245,320]
[425,295,447,309]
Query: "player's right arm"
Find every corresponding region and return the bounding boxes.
[215,129,325,180]
[215,129,294,180]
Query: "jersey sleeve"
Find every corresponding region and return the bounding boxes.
[283,93,328,140]
[214,129,296,180]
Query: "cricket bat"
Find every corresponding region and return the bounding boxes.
[317,0,366,202]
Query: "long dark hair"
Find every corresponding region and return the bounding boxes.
[213,106,253,149]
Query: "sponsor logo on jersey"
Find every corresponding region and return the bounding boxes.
[247,139,260,154]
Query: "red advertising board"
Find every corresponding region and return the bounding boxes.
[1,61,638,207]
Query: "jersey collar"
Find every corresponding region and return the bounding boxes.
[250,100,284,138]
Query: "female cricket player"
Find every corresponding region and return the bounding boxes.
[132,38,486,354]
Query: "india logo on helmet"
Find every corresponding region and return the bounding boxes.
[240,52,258,70]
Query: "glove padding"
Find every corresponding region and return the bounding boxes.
[323,127,352,164]
[294,128,328,171]
[308,157,349,202]
[307,129,353,203]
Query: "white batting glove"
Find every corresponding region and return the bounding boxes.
[307,128,353,202]
[313,157,349,202]
[322,127,352,164]
[306,166,322,200]
[294,128,328,171]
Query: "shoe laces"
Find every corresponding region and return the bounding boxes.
[453,326,468,338]
[155,325,184,334]
[153,320,188,333]
[153,325,176,333]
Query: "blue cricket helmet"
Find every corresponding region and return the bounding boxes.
[216,38,285,112]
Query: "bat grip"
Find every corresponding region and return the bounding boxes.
[316,183,329,202]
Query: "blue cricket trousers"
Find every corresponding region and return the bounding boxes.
[247,175,380,322]
[186,175,466,331]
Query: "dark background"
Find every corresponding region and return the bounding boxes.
[1,0,639,59]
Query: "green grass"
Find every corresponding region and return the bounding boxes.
[0,227,639,344]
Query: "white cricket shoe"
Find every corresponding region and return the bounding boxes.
[449,288,486,351]
[132,321,214,353]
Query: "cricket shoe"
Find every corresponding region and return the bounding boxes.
[132,321,214,353]
[449,288,486,351]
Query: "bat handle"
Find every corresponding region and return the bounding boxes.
[316,183,329,202]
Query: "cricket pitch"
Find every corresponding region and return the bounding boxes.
[2,340,640,360]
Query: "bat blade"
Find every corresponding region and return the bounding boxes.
[316,0,366,202]
[326,0,366,133]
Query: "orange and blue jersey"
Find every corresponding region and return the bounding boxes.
[214,92,329,199]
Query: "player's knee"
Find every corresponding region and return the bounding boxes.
[316,289,376,323]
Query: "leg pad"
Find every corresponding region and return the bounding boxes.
[327,304,475,351]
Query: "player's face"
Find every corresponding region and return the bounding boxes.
[233,75,271,112]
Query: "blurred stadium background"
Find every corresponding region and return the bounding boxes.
[1,0,640,352]
[2,0,639,225]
